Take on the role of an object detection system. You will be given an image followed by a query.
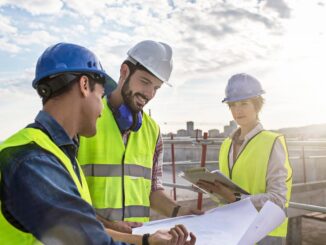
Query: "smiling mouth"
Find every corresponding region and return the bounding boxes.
[135,94,148,107]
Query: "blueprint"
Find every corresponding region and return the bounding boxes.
[132,199,285,245]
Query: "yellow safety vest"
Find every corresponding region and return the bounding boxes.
[78,98,159,222]
[0,128,92,245]
[219,130,292,237]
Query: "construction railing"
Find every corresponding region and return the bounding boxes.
[162,135,326,214]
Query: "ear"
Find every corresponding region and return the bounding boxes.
[79,75,90,97]
[119,63,130,86]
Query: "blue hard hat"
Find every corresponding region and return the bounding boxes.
[222,73,265,103]
[32,42,116,90]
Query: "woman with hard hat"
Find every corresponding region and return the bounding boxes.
[198,73,292,245]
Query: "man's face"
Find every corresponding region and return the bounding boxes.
[81,81,105,137]
[121,69,163,112]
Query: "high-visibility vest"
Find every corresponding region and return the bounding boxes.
[78,98,159,222]
[219,130,292,237]
[0,128,92,245]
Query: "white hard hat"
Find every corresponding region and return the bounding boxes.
[127,40,173,86]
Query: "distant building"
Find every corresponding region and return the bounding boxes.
[186,121,194,133]
[223,120,237,137]
[191,129,202,138]
[177,129,188,137]
[208,129,220,138]
[230,120,237,128]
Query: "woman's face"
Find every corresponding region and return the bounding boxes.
[228,99,258,128]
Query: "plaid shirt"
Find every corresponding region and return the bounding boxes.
[122,132,164,192]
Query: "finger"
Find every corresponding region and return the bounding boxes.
[175,224,189,241]
[123,226,132,234]
[198,179,214,185]
[214,180,229,188]
[169,228,179,245]
[128,222,143,228]
[197,182,211,189]
[189,232,196,245]
[191,209,205,215]
[173,225,185,244]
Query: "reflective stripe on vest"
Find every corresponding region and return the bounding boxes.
[0,128,92,245]
[78,98,159,222]
[82,164,152,179]
[96,206,150,221]
[219,130,292,237]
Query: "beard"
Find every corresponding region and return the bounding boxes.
[121,78,148,113]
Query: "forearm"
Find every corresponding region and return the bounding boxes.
[249,192,286,210]
[150,190,178,217]
[106,229,142,245]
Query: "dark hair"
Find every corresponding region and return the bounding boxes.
[122,60,155,80]
[39,73,103,105]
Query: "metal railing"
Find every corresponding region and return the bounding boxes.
[162,182,326,214]
[162,135,326,213]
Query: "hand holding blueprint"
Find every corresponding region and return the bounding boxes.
[133,199,286,245]
[180,167,249,195]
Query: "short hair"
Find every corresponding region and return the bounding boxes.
[39,73,103,105]
[251,96,264,113]
[227,96,265,113]
[122,60,156,79]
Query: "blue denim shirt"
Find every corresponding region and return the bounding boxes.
[0,111,128,245]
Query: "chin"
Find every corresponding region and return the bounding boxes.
[81,128,97,138]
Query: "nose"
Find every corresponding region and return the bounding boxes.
[143,86,156,100]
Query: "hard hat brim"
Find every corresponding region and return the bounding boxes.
[222,91,265,103]
[32,68,117,90]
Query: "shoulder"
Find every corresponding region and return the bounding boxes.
[259,130,283,140]
[1,143,44,167]
[142,112,160,130]
[0,143,63,182]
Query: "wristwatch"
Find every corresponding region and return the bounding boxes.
[142,233,150,245]
[234,192,241,202]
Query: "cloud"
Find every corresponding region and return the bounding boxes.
[0,14,17,34]
[0,0,63,15]
[0,68,34,92]
[0,37,21,53]
[15,30,58,46]
[262,0,291,18]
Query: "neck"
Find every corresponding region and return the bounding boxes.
[43,98,79,139]
[109,88,123,109]
[239,121,258,139]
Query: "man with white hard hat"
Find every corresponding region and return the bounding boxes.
[78,40,203,233]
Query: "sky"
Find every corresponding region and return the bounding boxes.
[0,0,326,140]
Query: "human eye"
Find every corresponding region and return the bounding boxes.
[141,79,149,85]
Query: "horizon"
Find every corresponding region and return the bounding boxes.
[1,1,326,140]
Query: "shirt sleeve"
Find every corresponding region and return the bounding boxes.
[1,146,128,245]
[248,138,288,210]
[151,133,164,192]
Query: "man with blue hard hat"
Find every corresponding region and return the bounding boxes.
[0,42,195,245]
[77,40,203,233]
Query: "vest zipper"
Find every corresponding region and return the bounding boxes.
[121,153,126,220]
